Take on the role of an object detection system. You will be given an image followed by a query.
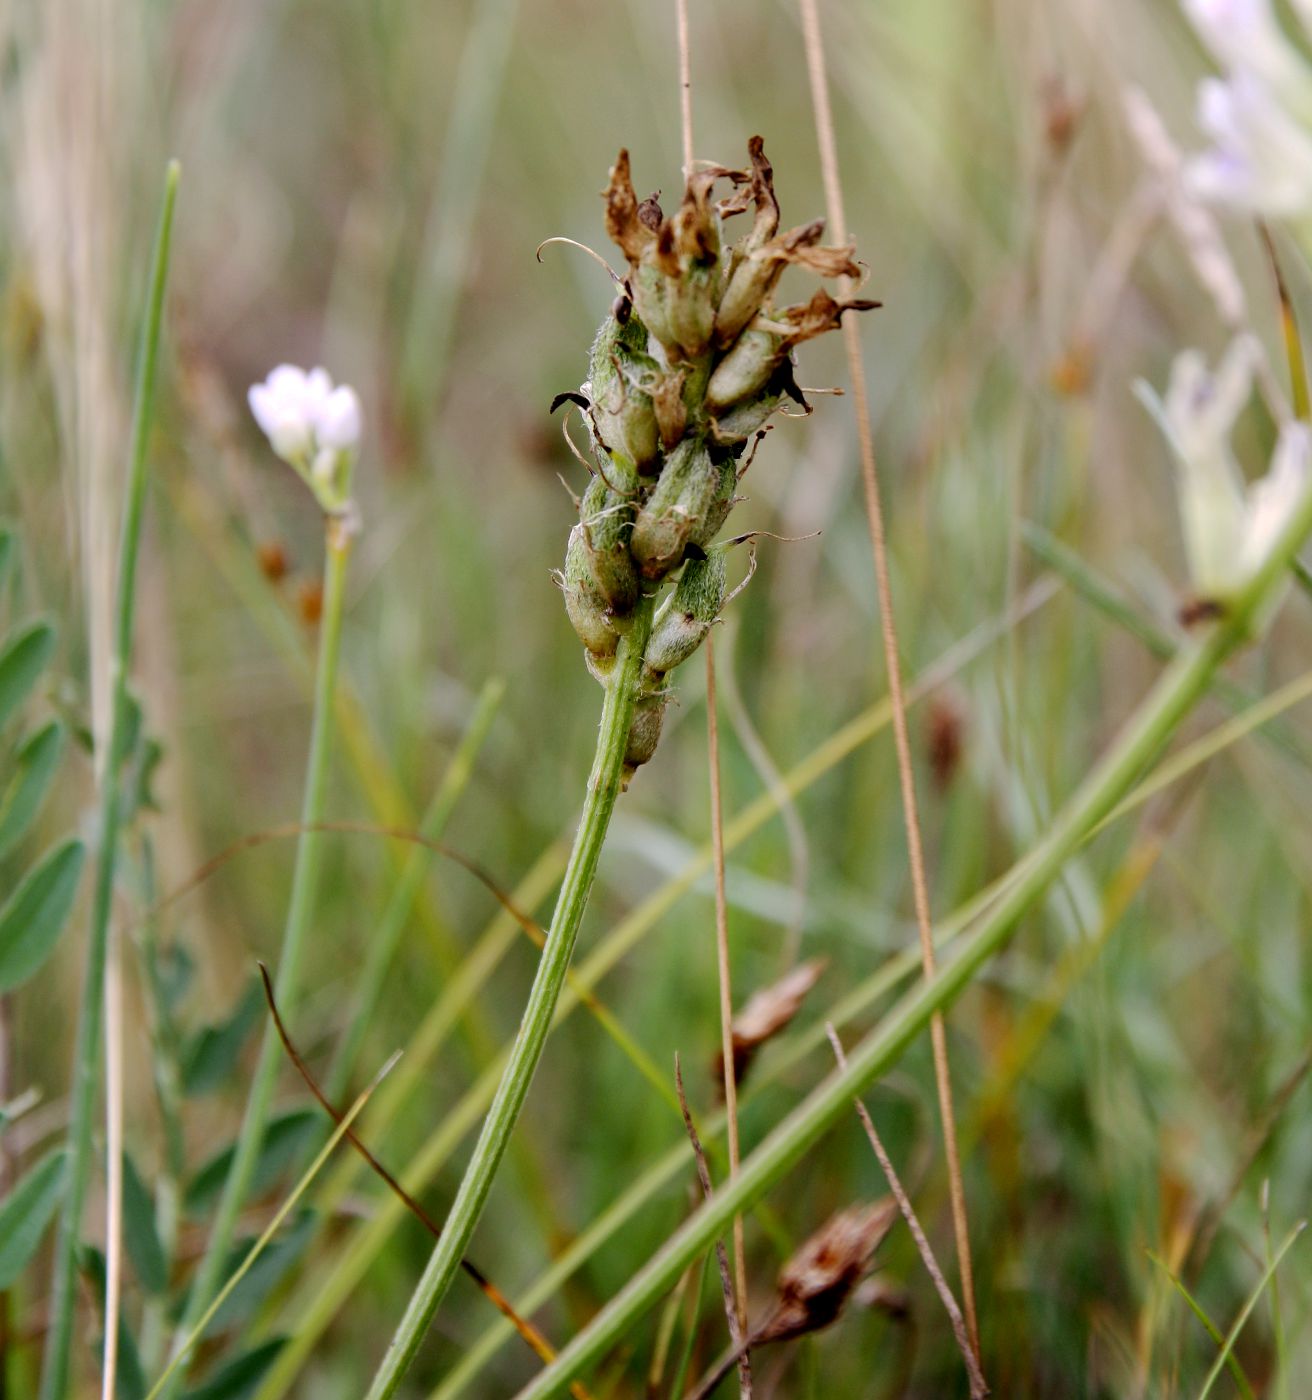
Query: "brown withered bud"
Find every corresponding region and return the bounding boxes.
[257,539,290,582]
[715,221,863,347]
[298,578,324,627]
[755,1199,898,1345]
[926,693,966,793]
[712,959,827,1085]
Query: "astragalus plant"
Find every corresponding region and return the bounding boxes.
[365,138,876,1398]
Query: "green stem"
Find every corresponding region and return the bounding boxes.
[39,161,180,1400]
[364,597,655,1400]
[512,484,1312,1399]
[161,518,354,1391]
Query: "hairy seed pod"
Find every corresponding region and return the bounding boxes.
[692,459,739,548]
[711,389,782,444]
[645,548,728,674]
[588,315,661,471]
[624,691,668,769]
[630,261,676,352]
[562,525,619,656]
[706,328,784,412]
[630,436,719,580]
[579,474,640,612]
[667,263,718,360]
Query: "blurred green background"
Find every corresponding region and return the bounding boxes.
[2,0,1311,1395]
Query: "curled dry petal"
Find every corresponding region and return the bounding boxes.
[603,150,654,264]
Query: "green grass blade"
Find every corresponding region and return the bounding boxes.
[1197,1223,1306,1400]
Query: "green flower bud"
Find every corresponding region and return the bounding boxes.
[624,691,668,770]
[644,547,728,674]
[706,328,783,412]
[693,457,739,548]
[579,474,640,612]
[630,436,720,579]
[588,313,661,472]
[560,524,619,656]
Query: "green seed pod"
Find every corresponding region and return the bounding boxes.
[624,692,668,769]
[561,524,619,656]
[706,328,784,412]
[667,263,718,360]
[630,437,720,580]
[645,548,728,674]
[692,458,739,548]
[710,389,782,444]
[630,261,676,353]
[588,314,661,472]
[580,474,640,612]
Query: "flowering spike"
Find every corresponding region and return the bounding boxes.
[558,141,879,773]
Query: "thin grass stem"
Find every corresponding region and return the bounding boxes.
[162,514,355,1392]
[794,0,979,1355]
[39,160,180,1400]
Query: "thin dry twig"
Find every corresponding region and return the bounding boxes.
[101,940,126,1400]
[673,6,750,1373]
[675,1052,752,1398]
[796,0,980,1357]
[705,643,749,1353]
[826,1025,988,1399]
[256,965,592,1400]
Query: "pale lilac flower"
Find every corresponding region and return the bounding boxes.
[1186,72,1312,215]
[1184,0,1312,118]
[1138,338,1312,606]
[248,364,361,510]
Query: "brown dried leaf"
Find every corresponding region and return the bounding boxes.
[756,1199,898,1344]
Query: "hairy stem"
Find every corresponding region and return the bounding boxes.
[39,161,180,1400]
[161,516,354,1392]
[363,595,655,1400]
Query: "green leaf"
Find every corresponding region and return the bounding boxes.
[180,1338,286,1400]
[79,1245,148,1400]
[0,837,86,992]
[122,1150,169,1294]
[180,977,265,1097]
[0,1147,67,1287]
[206,1210,316,1333]
[0,720,66,859]
[0,619,56,735]
[183,1109,320,1217]
[0,527,15,601]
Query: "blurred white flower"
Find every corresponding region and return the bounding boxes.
[1186,72,1312,214]
[1180,0,1312,215]
[1138,337,1311,607]
[1122,86,1246,324]
[248,364,361,510]
[1184,0,1312,118]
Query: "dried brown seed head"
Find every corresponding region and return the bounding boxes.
[713,959,827,1083]
[757,1199,898,1344]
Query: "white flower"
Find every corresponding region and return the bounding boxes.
[1138,338,1312,607]
[1122,86,1246,325]
[248,364,361,509]
[1185,72,1312,215]
[1184,0,1312,119]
